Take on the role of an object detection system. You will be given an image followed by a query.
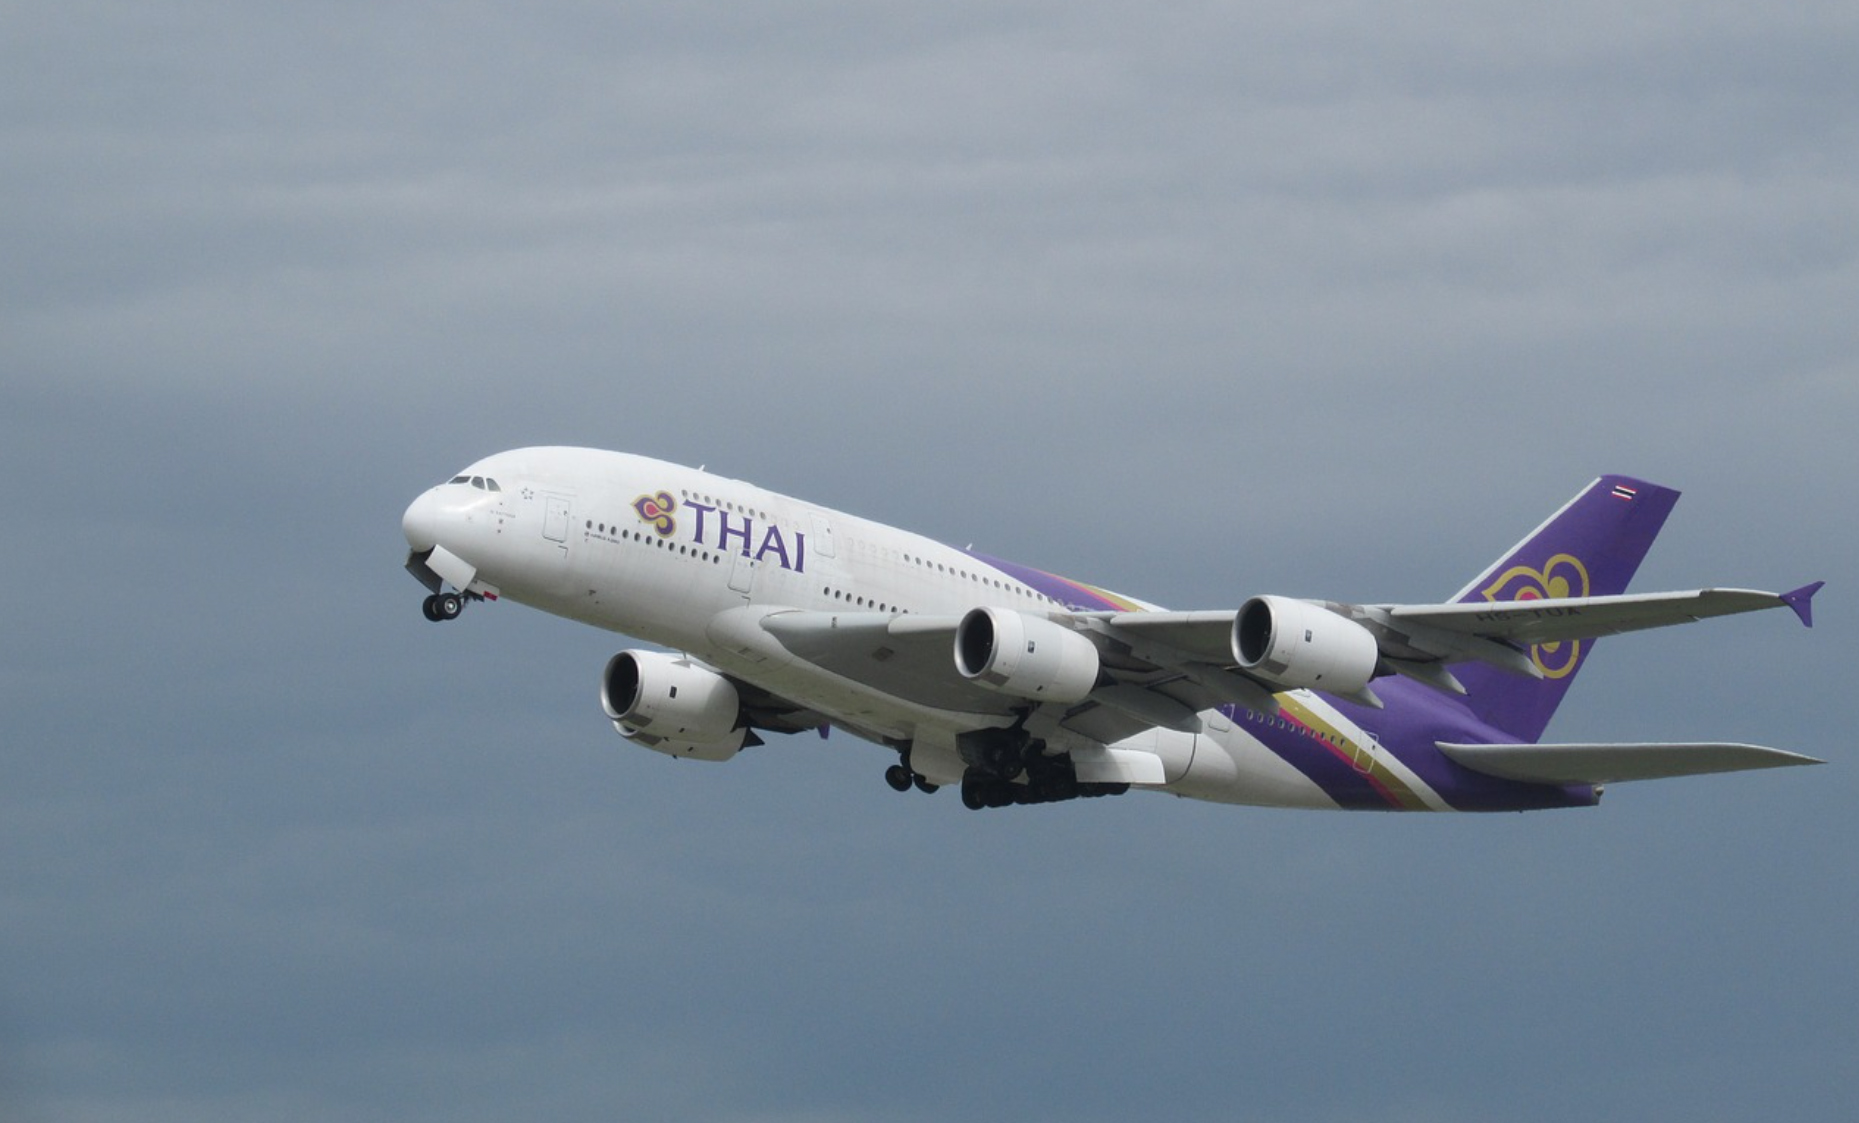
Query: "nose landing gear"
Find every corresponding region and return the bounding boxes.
[421,592,467,622]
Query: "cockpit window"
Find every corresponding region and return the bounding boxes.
[485,479,502,492]
[446,474,502,491]
[450,475,470,485]
[471,476,486,489]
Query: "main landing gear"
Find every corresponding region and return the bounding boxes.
[421,592,467,622]
[958,764,1130,811]
[883,733,1131,810]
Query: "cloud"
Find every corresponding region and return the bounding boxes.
[2,3,1854,1121]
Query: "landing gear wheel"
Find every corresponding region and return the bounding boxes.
[961,769,1015,810]
[913,776,939,795]
[422,592,465,622]
[884,764,913,792]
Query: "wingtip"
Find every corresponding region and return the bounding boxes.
[1781,581,1825,628]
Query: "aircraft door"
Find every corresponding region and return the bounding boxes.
[809,513,837,558]
[1353,728,1381,774]
[543,495,572,544]
[728,552,755,597]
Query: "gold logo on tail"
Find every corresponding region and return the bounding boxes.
[1481,553,1591,679]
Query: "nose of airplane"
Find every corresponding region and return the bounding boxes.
[403,489,442,551]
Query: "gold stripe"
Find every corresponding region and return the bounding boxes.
[1277,696,1432,811]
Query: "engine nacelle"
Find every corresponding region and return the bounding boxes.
[1232,595,1380,695]
[954,607,1101,704]
[600,650,748,762]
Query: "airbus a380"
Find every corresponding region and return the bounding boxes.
[402,447,1823,812]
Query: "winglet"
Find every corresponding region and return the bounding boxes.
[1781,581,1824,628]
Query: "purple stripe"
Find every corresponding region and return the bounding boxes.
[967,552,1129,612]
[959,553,1598,811]
[1229,705,1403,810]
[1323,681,1598,811]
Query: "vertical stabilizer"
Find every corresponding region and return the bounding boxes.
[1449,476,1679,743]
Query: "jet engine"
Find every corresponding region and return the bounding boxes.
[600,650,749,761]
[954,607,1101,704]
[1232,595,1380,694]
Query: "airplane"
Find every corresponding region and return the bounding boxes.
[401,447,1824,812]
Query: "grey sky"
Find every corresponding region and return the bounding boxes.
[4,3,1855,1121]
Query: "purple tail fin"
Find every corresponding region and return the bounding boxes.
[1448,475,1680,743]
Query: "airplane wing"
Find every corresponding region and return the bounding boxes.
[737,580,1821,740]
[728,608,1219,750]
[753,610,1210,743]
[1377,584,1822,648]
[1102,582,1822,695]
[1438,741,1824,784]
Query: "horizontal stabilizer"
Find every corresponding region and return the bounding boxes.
[1438,741,1824,785]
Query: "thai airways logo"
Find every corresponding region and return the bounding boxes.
[633,491,677,537]
[1480,552,1591,679]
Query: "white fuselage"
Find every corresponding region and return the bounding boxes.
[402,447,1471,811]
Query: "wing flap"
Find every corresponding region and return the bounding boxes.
[1438,741,1824,785]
